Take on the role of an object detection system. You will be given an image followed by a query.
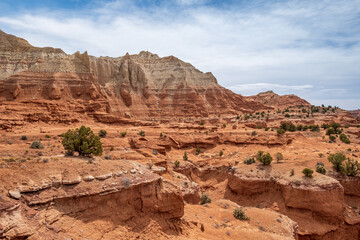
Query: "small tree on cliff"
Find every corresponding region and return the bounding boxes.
[62,125,103,157]
[256,151,273,165]
[328,153,346,173]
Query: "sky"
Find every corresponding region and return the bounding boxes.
[0,0,359,110]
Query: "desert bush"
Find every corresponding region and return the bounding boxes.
[290,169,295,176]
[30,140,44,149]
[21,136,27,140]
[200,194,211,205]
[257,125,262,129]
[233,208,249,220]
[309,124,320,132]
[65,150,74,156]
[183,151,188,161]
[195,147,201,155]
[319,153,324,158]
[329,135,336,142]
[61,125,103,157]
[98,130,107,138]
[219,150,224,157]
[138,130,145,137]
[251,131,257,136]
[121,132,127,137]
[285,113,290,118]
[200,120,205,125]
[174,160,180,168]
[104,155,112,160]
[339,133,350,144]
[277,128,285,135]
[328,153,346,172]
[45,135,51,139]
[302,168,314,178]
[256,151,272,165]
[316,165,326,175]
[244,158,255,165]
[296,125,303,131]
[321,123,330,129]
[223,123,227,128]
[110,146,114,151]
[288,124,296,132]
[275,152,283,162]
[265,127,270,131]
[344,158,360,176]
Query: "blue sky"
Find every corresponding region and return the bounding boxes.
[1,0,359,109]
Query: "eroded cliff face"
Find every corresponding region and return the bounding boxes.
[0,30,268,128]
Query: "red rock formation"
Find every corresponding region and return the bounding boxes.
[0,30,269,127]
[247,90,311,108]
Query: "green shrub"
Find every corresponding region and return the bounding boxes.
[21,136,28,140]
[183,151,188,161]
[45,135,51,139]
[138,130,145,137]
[233,208,249,220]
[195,147,201,155]
[344,124,349,128]
[121,132,127,137]
[328,153,346,172]
[296,125,303,131]
[285,113,290,118]
[30,140,44,149]
[288,124,296,132]
[223,123,227,128]
[61,125,103,157]
[329,135,336,142]
[110,146,114,151]
[302,168,314,177]
[98,130,107,138]
[275,152,283,162]
[277,129,285,135]
[339,133,350,144]
[200,120,205,125]
[344,158,360,176]
[174,160,180,168]
[219,150,224,157]
[310,125,320,132]
[251,131,257,136]
[265,127,270,131]
[244,158,255,165]
[321,123,330,129]
[257,125,262,129]
[316,165,326,175]
[256,151,272,165]
[290,169,295,176]
[200,194,211,205]
[319,153,324,158]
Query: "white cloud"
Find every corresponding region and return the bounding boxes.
[0,0,359,109]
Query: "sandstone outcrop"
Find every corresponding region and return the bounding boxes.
[0,30,269,129]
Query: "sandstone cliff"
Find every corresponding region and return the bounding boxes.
[0,30,268,127]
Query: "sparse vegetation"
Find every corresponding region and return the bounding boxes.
[21,135,27,140]
[138,130,145,137]
[200,194,211,205]
[45,135,51,139]
[256,151,272,165]
[195,147,201,155]
[344,158,360,176]
[30,140,44,149]
[275,152,283,163]
[328,153,346,172]
[98,130,107,138]
[183,151,188,161]
[302,168,314,178]
[174,160,180,168]
[219,150,223,157]
[121,132,127,137]
[233,208,249,220]
[244,158,255,165]
[339,133,350,144]
[251,131,257,136]
[61,125,103,157]
[290,169,295,176]
[277,128,285,135]
[316,164,326,175]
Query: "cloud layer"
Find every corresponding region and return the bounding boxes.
[0,0,359,109]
